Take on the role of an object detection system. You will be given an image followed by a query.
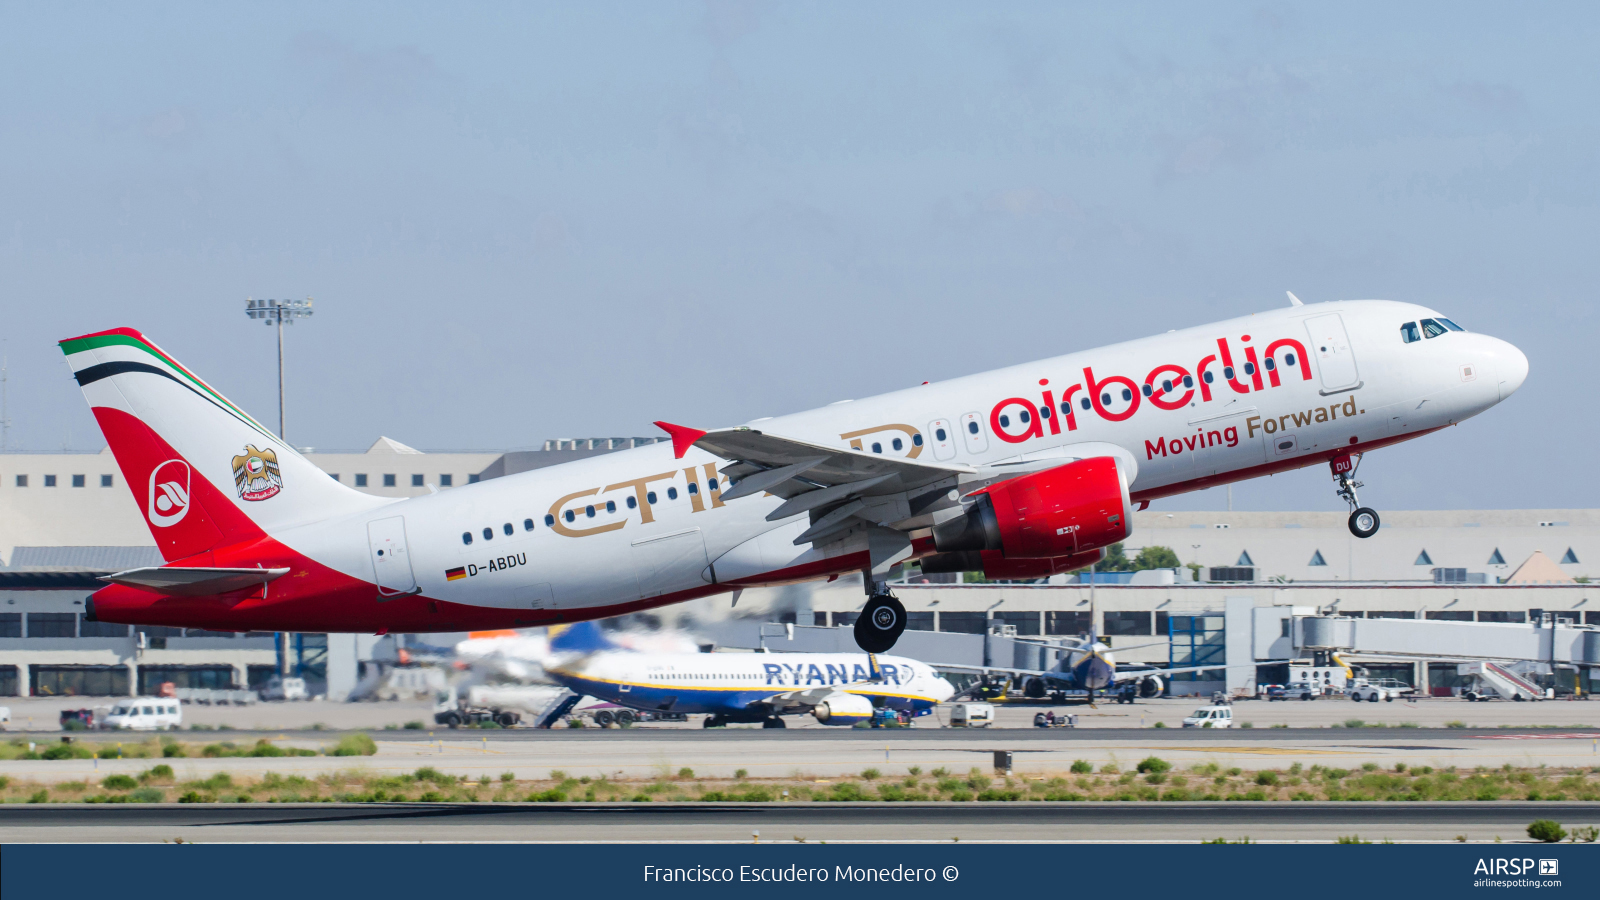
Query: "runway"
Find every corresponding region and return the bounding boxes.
[2,802,1590,843]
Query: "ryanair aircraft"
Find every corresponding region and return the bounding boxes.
[540,622,954,728]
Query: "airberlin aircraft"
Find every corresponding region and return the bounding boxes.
[66,297,1526,653]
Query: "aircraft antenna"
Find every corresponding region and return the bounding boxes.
[1286,291,1304,307]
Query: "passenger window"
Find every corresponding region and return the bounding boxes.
[1263,358,1275,371]
[1141,383,1152,397]
[524,518,534,531]
[967,421,978,434]
[1019,410,1030,424]
[1162,379,1173,392]
[503,523,513,536]
[544,514,555,527]
[998,415,1010,428]
[1438,317,1464,331]
[668,487,678,500]
[585,505,596,517]
[1183,375,1193,388]
[462,532,472,545]
[626,496,637,509]
[482,527,493,540]
[891,438,902,451]
[1400,322,1421,343]
[605,500,616,513]
[1038,405,1050,419]
[1079,397,1091,410]
[912,434,923,446]
[1120,388,1132,401]
[1285,353,1296,366]
[564,510,575,523]
[647,491,658,504]
[687,483,698,495]
[872,442,883,453]
[1203,371,1214,384]
[1223,366,1234,379]
[1100,392,1111,405]
[1421,318,1447,338]
[1243,362,1255,375]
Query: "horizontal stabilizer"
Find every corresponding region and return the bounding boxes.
[100,566,290,596]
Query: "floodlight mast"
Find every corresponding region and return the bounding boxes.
[243,296,313,678]
[244,297,313,441]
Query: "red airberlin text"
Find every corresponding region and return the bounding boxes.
[989,334,1312,445]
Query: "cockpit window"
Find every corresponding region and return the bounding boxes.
[1420,318,1448,339]
[1437,317,1464,331]
[1400,322,1421,343]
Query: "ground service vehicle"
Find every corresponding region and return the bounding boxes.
[951,703,995,727]
[1349,678,1415,702]
[1182,705,1235,728]
[103,698,183,731]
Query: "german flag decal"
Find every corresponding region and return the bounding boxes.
[445,567,467,582]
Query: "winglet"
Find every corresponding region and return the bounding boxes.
[653,421,708,459]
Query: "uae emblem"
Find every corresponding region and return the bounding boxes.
[232,444,283,501]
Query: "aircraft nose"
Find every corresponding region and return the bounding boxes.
[1491,338,1529,401]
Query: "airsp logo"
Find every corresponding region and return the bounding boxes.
[147,459,191,527]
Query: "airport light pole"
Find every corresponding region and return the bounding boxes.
[244,297,314,677]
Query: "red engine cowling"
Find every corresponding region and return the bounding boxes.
[919,547,1104,580]
[931,456,1131,560]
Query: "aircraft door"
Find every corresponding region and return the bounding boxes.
[927,419,956,461]
[958,412,989,455]
[631,528,710,599]
[1304,314,1361,393]
[367,516,417,598]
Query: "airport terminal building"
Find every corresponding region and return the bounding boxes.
[1,440,1596,698]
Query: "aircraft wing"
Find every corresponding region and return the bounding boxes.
[929,661,1293,682]
[656,422,974,521]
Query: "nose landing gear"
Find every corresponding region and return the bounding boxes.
[854,582,907,653]
[1332,453,1380,538]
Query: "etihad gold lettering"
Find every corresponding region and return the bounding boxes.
[684,467,706,512]
[703,463,725,508]
[603,471,677,525]
[838,424,924,459]
[547,488,627,538]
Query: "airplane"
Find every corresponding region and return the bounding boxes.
[67,296,1527,655]
[537,622,955,727]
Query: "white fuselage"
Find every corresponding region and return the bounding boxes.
[271,300,1526,625]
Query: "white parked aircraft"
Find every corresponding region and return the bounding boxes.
[536,622,954,727]
[68,297,1526,652]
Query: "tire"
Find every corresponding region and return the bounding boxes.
[1348,507,1380,538]
[762,717,787,729]
[1370,695,1381,703]
[1352,695,1362,702]
[854,593,907,653]
[442,712,462,728]
[1301,694,1312,701]
[616,710,636,726]
[593,710,615,726]
[702,715,725,728]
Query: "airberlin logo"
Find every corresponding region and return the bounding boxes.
[147,460,191,527]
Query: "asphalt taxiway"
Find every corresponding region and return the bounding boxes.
[2,802,1591,844]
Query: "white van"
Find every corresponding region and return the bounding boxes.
[1182,705,1234,728]
[950,703,995,728]
[103,698,184,731]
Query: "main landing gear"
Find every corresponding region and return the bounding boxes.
[1332,453,1380,538]
[854,583,907,654]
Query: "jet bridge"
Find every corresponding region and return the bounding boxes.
[1292,612,1600,695]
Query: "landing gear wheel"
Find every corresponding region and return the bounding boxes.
[854,592,907,653]
[1348,507,1380,538]
[702,715,726,728]
[762,717,787,729]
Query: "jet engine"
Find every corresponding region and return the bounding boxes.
[1138,675,1164,699]
[919,547,1104,580]
[931,456,1132,560]
[811,692,875,726]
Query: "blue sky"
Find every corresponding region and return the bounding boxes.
[1,3,1594,511]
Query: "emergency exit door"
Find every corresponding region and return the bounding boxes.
[1303,314,1362,393]
[367,516,417,598]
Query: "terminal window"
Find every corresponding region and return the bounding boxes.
[14,475,25,487]
[27,612,77,638]
[383,474,396,487]
[79,617,129,638]
[100,474,112,487]
[992,611,1041,635]
[355,474,368,487]
[411,474,424,487]
[43,475,56,487]
[440,474,453,486]
[937,611,989,634]
[1104,611,1153,636]
[0,613,20,638]
[71,474,85,487]
[1047,611,1091,635]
